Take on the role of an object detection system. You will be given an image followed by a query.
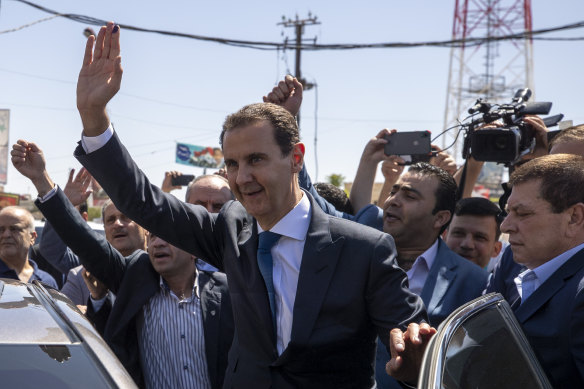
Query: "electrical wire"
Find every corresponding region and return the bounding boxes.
[0,13,59,34]
[9,0,584,51]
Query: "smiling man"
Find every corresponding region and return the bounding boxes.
[66,22,427,388]
[445,197,503,269]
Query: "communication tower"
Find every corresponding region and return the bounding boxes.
[442,0,534,159]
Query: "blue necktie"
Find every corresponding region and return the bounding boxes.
[257,231,281,335]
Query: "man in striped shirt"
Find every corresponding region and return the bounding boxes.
[11,140,235,389]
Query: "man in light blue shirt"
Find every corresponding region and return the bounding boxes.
[499,153,584,387]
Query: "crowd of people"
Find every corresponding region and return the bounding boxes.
[1,21,583,388]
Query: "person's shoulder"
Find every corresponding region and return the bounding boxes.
[33,267,58,288]
[328,212,383,234]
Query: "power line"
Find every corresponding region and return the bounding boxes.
[9,0,584,51]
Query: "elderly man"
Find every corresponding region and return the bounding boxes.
[0,206,57,288]
[66,22,427,389]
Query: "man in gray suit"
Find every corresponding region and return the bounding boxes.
[62,22,429,388]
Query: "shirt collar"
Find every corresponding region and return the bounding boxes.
[530,242,584,286]
[257,192,311,242]
[159,267,200,301]
[417,239,440,270]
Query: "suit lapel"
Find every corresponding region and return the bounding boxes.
[514,250,584,322]
[289,200,345,346]
[116,254,159,331]
[422,240,457,314]
[199,272,221,383]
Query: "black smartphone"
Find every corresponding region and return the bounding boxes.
[384,131,432,157]
[171,174,195,186]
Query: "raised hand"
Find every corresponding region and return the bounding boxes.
[11,140,47,180]
[263,75,303,117]
[380,156,405,183]
[429,145,457,176]
[11,140,55,196]
[523,115,549,159]
[161,171,182,193]
[77,21,123,136]
[63,168,93,207]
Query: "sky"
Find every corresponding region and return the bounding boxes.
[1,0,583,201]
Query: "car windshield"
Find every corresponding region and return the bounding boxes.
[0,344,115,388]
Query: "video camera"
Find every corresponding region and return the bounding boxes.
[461,88,563,166]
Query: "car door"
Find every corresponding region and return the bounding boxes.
[418,293,552,389]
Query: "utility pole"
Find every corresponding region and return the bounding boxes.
[279,13,319,126]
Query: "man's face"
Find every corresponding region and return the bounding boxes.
[445,214,501,268]
[501,180,572,269]
[0,209,36,263]
[223,121,303,228]
[186,177,233,213]
[147,233,194,277]
[103,203,146,256]
[383,172,446,248]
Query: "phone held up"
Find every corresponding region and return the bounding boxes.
[383,131,433,164]
[171,174,195,186]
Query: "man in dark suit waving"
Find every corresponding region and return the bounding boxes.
[68,22,428,388]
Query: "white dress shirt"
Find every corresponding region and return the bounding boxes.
[258,193,311,355]
[406,239,439,296]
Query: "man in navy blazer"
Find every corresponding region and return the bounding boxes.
[64,23,428,389]
[371,163,487,388]
[497,153,584,387]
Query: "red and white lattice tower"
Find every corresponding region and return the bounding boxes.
[442,0,534,159]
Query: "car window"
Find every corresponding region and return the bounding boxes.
[419,293,552,389]
[0,344,116,388]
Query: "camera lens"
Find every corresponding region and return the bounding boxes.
[494,135,508,150]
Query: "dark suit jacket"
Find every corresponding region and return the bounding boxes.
[507,248,584,387]
[75,132,427,389]
[375,239,488,388]
[420,239,489,326]
[36,189,234,389]
[485,245,525,304]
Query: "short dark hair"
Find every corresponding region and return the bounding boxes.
[407,162,457,233]
[454,197,503,240]
[314,182,354,214]
[220,103,299,156]
[509,154,584,213]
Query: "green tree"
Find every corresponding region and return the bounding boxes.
[326,173,345,187]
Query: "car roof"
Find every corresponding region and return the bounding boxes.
[0,278,137,388]
[0,278,72,343]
